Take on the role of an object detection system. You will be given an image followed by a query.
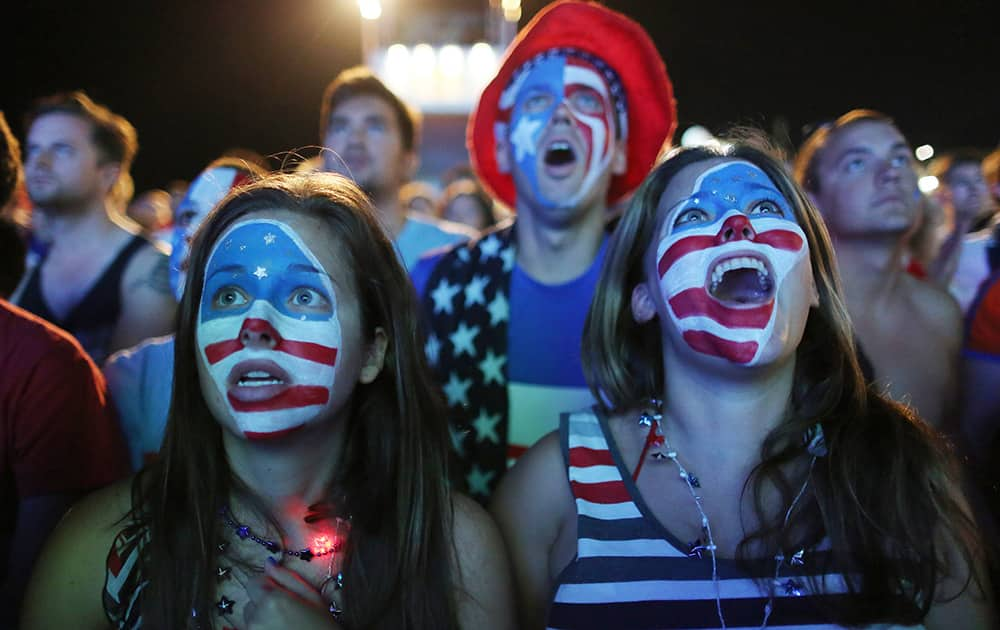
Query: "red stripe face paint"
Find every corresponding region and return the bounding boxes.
[653,161,813,366]
[197,219,342,438]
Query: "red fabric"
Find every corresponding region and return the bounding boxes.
[468,0,677,208]
[0,299,128,505]
[967,275,1000,355]
[906,259,928,279]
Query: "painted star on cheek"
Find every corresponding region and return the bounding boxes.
[252,266,268,279]
[510,116,543,162]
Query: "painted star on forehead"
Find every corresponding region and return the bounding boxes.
[263,232,277,245]
[424,333,441,366]
[443,372,472,407]
[466,465,496,497]
[464,274,489,307]
[430,278,461,314]
[500,246,515,273]
[487,291,510,326]
[449,322,481,357]
[472,408,501,443]
[252,266,268,279]
[510,117,542,162]
[240,244,247,252]
[478,349,506,385]
[479,235,501,259]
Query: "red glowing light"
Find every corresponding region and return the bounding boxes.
[313,535,334,555]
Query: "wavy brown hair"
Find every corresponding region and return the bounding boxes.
[583,141,985,625]
[130,172,458,628]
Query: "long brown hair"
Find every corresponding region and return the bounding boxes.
[583,141,984,625]
[131,172,458,628]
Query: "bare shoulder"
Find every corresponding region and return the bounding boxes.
[492,431,572,523]
[20,476,135,629]
[906,275,962,331]
[450,493,516,630]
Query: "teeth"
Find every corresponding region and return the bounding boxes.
[550,141,571,151]
[238,378,282,387]
[709,257,769,287]
[245,371,271,378]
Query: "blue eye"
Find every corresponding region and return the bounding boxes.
[749,200,785,217]
[845,158,866,173]
[289,287,330,311]
[522,92,554,114]
[673,208,709,227]
[213,287,248,309]
[890,154,910,168]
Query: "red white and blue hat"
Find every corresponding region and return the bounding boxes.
[468,0,677,208]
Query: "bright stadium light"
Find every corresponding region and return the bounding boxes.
[918,175,939,193]
[438,45,465,78]
[915,144,934,161]
[358,0,382,20]
[412,44,436,78]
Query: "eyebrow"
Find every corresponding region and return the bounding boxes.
[205,263,245,282]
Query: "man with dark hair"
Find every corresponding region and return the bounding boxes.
[794,109,961,430]
[13,91,176,364]
[411,1,676,498]
[0,107,128,629]
[319,66,475,270]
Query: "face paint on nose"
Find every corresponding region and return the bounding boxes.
[197,219,341,439]
[655,162,809,365]
[503,53,618,208]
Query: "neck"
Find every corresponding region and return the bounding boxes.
[830,233,907,308]
[222,416,345,517]
[371,188,406,238]
[659,350,796,476]
[513,199,607,284]
[40,200,116,242]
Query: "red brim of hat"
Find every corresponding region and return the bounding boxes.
[468,0,677,209]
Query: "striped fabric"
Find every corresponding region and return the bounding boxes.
[104,522,150,629]
[547,409,924,630]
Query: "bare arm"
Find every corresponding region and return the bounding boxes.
[451,493,516,630]
[489,432,576,630]
[112,245,176,354]
[20,479,132,630]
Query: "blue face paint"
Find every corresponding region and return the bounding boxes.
[508,55,566,204]
[667,162,800,236]
[196,219,342,438]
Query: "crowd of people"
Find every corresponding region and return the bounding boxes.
[1,0,998,628]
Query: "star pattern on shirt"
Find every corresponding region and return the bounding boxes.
[443,372,472,407]
[510,117,542,162]
[253,266,268,279]
[263,232,276,245]
[466,465,496,497]
[449,322,480,357]
[430,278,461,314]
[449,425,469,457]
[480,235,501,259]
[424,333,441,366]
[478,349,506,386]
[464,274,489,307]
[487,291,510,326]
[500,246,515,273]
[472,408,501,444]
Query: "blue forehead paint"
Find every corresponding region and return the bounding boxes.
[670,162,798,234]
[200,221,333,324]
[508,54,567,206]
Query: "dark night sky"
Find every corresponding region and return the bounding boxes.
[5,0,998,193]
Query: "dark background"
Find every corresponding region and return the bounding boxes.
[5,0,998,193]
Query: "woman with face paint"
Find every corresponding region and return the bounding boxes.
[491,141,994,629]
[22,173,515,630]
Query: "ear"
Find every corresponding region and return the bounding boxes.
[631,283,657,324]
[403,149,419,181]
[99,162,122,195]
[611,140,627,176]
[495,124,511,174]
[359,326,388,384]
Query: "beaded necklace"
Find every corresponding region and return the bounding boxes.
[212,505,349,619]
[631,399,826,629]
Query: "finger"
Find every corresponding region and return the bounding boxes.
[263,558,325,606]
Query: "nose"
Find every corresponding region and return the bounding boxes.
[714,214,757,245]
[239,318,281,349]
[551,101,573,125]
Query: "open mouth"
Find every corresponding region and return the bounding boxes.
[706,254,775,305]
[227,359,291,403]
[543,140,577,178]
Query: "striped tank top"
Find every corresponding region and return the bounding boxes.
[548,408,924,630]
